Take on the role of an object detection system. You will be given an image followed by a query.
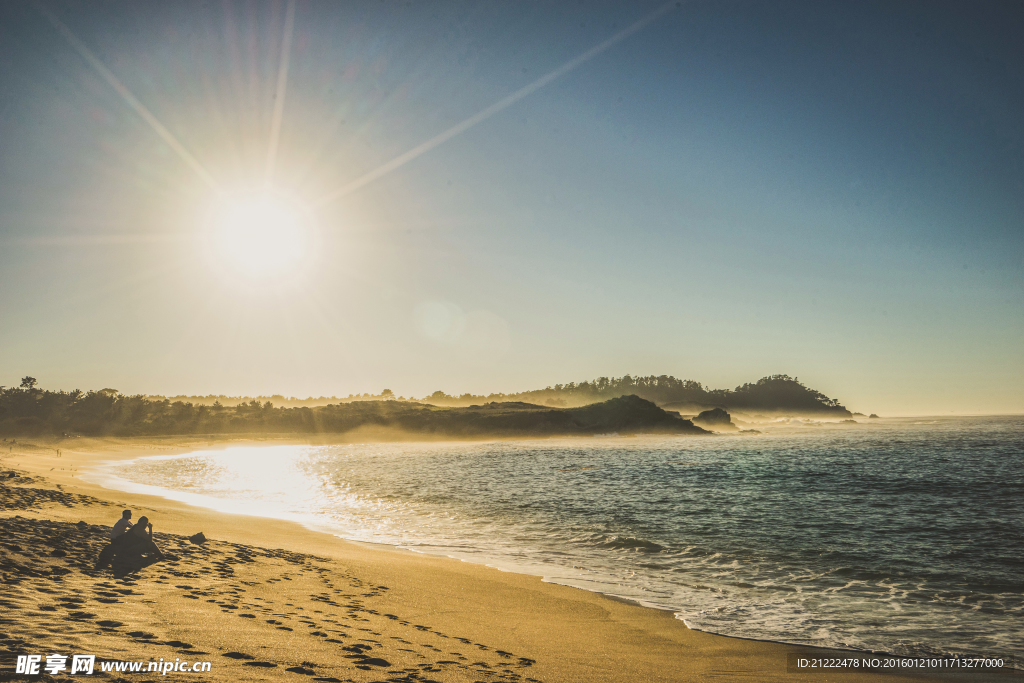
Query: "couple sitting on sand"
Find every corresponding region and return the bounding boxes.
[96,510,165,571]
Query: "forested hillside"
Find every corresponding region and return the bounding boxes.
[423,374,850,415]
[0,379,704,437]
[0,373,850,436]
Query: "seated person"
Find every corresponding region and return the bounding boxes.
[110,510,133,540]
[120,516,164,559]
[97,515,164,570]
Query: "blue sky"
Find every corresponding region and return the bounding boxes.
[1,1,1021,414]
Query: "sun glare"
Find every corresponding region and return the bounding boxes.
[207,190,314,280]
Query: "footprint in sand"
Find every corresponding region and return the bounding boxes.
[2,513,545,683]
[285,666,316,675]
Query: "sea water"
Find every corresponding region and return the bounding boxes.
[97,416,1023,660]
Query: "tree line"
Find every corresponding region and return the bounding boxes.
[0,373,850,436]
[420,374,849,414]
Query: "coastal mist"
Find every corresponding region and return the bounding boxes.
[105,416,1023,661]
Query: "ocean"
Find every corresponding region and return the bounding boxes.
[94,416,1023,661]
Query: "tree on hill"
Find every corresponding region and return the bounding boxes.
[418,374,849,415]
[709,374,846,412]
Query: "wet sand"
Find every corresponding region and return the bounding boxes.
[0,436,995,682]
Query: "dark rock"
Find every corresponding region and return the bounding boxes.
[692,408,737,431]
[188,532,207,545]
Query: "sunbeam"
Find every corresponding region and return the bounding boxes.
[7,234,190,247]
[34,2,221,191]
[265,0,297,187]
[313,1,680,207]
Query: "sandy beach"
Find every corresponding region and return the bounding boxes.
[0,437,1001,683]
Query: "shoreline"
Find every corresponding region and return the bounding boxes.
[0,436,1000,682]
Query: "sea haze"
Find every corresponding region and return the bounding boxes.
[98,416,1023,660]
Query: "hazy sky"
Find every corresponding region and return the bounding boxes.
[1,1,1021,415]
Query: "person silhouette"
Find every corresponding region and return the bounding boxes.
[122,516,164,559]
[96,515,164,572]
[110,510,133,540]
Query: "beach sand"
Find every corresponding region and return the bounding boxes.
[0,437,1000,682]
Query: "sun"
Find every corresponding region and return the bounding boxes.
[206,190,315,281]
